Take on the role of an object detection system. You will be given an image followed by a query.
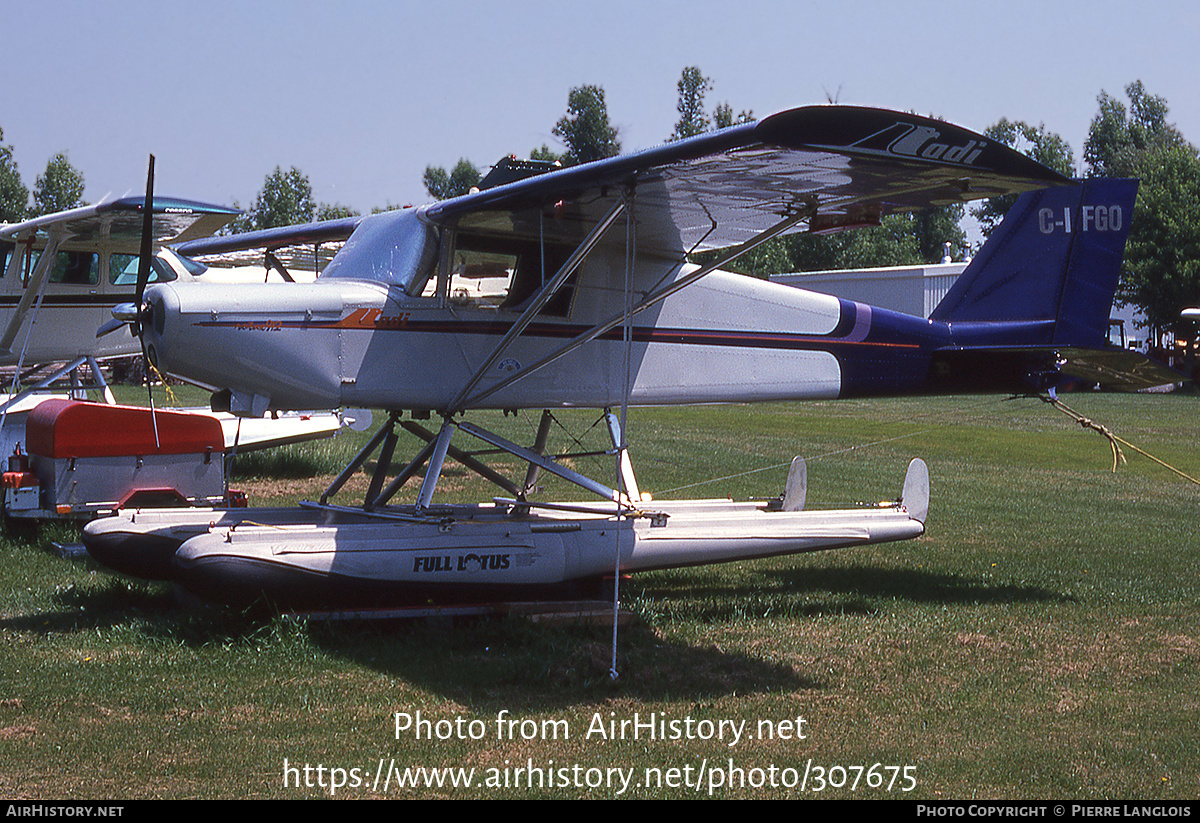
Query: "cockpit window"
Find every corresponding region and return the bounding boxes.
[49,250,99,285]
[320,209,439,294]
[109,252,180,285]
[446,234,575,316]
[446,247,518,308]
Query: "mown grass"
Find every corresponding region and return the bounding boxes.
[0,392,1196,798]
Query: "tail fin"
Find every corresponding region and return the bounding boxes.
[925,178,1184,392]
[930,179,1138,348]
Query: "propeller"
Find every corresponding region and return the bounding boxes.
[135,155,156,318]
[96,155,161,447]
[96,155,156,339]
[137,157,161,447]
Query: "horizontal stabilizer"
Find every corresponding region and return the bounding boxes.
[1051,347,1185,392]
[927,345,1184,394]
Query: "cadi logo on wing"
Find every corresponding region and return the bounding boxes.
[849,122,988,166]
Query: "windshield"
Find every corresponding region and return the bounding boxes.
[160,248,207,277]
[320,209,439,294]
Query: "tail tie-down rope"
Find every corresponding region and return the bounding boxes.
[1040,393,1200,486]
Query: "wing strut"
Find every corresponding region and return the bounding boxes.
[521,410,554,500]
[445,196,628,413]
[0,229,63,355]
[456,202,817,409]
[0,231,64,436]
[0,356,102,416]
[264,251,295,282]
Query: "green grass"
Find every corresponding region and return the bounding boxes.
[0,393,1197,798]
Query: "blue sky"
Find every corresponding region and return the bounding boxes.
[2,0,1197,218]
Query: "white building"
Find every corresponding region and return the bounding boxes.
[771,262,965,320]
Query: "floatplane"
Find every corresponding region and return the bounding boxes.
[81,105,1175,610]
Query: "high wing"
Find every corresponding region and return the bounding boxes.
[0,195,242,251]
[0,196,241,356]
[177,106,1067,264]
[421,106,1069,257]
[176,215,362,258]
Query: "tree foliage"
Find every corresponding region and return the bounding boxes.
[670,67,712,141]
[758,208,964,276]
[718,207,968,278]
[972,119,1075,237]
[1084,81,1187,179]
[530,145,562,163]
[317,203,359,221]
[911,204,968,263]
[1119,144,1200,339]
[552,85,620,166]
[713,102,755,130]
[231,166,357,233]
[670,67,754,138]
[236,166,315,232]
[423,158,481,200]
[784,216,922,272]
[31,152,84,217]
[1084,81,1200,343]
[0,128,29,222]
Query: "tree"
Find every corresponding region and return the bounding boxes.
[972,119,1075,237]
[423,158,481,200]
[31,152,84,217]
[714,102,755,130]
[784,215,925,272]
[911,204,968,263]
[718,210,944,278]
[1083,81,1200,345]
[670,67,754,137]
[232,166,316,233]
[1119,144,1200,340]
[1084,81,1187,179]
[670,67,712,141]
[0,128,29,222]
[530,145,562,163]
[317,203,359,221]
[552,85,620,166]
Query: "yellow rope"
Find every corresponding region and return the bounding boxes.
[147,360,179,407]
[1041,394,1200,486]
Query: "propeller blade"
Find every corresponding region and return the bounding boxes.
[135,154,156,308]
[136,155,160,450]
[95,317,130,338]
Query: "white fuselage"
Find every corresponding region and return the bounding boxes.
[0,248,145,365]
[143,250,856,413]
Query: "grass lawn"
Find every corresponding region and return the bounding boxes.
[0,390,1196,799]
